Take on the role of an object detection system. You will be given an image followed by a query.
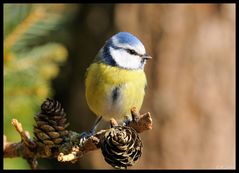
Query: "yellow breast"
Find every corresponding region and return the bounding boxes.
[85,63,147,121]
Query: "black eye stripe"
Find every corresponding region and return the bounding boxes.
[112,45,143,57]
[126,49,138,55]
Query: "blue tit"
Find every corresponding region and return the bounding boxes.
[85,32,152,123]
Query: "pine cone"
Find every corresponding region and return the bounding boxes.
[33,98,69,147]
[101,125,143,169]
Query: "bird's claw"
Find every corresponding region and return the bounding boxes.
[79,131,93,147]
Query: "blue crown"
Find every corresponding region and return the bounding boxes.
[113,32,143,46]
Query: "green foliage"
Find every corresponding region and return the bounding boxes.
[4,4,76,169]
[4,158,30,170]
[4,4,32,38]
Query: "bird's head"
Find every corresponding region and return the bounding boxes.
[99,32,152,70]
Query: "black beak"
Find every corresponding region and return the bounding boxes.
[142,54,152,60]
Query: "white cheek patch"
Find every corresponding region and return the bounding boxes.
[109,47,143,69]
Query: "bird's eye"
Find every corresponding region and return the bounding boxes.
[127,49,137,55]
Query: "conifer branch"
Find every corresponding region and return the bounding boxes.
[3,99,153,169]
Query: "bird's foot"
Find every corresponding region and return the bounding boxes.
[79,131,94,147]
[79,116,102,147]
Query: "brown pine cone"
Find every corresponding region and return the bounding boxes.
[101,125,143,169]
[40,98,64,115]
[33,98,69,148]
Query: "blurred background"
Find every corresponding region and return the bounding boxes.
[3,3,235,169]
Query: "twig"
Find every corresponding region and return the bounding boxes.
[4,119,39,169]
[11,119,36,149]
[56,107,152,163]
[128,107,153,133]
[57,146,81,163]
[4,107,153,168]
[57,129,106,162]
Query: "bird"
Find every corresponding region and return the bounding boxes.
[85,32,152,129]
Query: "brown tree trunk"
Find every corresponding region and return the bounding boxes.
[89,4,235,169]
[52,4,235,169]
